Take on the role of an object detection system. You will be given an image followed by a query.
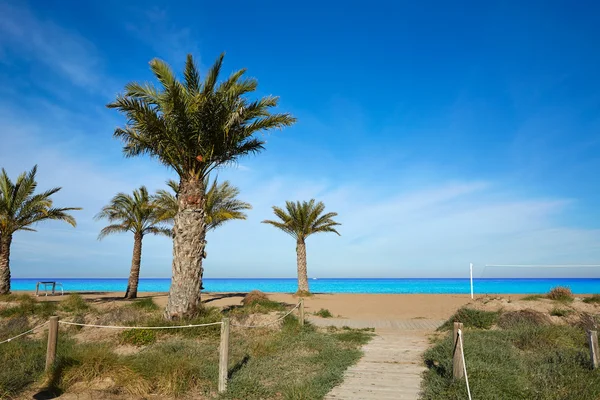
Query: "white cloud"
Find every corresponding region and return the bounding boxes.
[0,2,114,95]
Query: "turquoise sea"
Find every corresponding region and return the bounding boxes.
[10,278,600,294]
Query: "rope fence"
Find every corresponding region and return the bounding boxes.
[457,329,472,400]
[1,299,306,394]
[58,320,223,329]
[0,321,49,344]
[231,301,301,328]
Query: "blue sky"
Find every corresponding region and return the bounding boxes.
[1,0,599,279]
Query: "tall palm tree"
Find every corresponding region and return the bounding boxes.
[95,186,171,299]
[108,53,296,318]
[262,199,340,294]
[155,178,252,231]
[0,166,81,294]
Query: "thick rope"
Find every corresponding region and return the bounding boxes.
[231,302,301,328]
[58,321,222,329]
[458,329,472,400]
[0,321,48,344]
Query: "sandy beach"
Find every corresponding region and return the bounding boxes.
[20,291,479,320]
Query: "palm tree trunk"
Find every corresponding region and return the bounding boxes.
[164,176,207,319]
[0,235,12,295]
[296,238,309,293]
[125,232,143,299]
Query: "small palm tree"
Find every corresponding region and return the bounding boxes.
[108,53,295,318]
[95,186,171,299]
[262,199,340,294]
[0,166,81,294]
[155,178,252,231]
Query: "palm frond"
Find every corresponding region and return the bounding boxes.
[262,199,341,240]
[96,186,166,239]
[98,224,129,240]
[108,53,296,182]
[0,166,80,235]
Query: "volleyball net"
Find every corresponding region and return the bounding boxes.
[468,263,600,298]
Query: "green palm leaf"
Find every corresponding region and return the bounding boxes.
[0,166,81,294]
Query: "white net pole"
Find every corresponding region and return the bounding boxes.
[469,263,474,299]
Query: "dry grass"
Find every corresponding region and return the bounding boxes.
[242,290,269,306]
[547,286,574,302]
[497,309,552,329]
[0,298,371,399]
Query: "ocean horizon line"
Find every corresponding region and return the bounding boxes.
[11,277,600,280]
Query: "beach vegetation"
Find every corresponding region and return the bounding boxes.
[521,294,544,301]
[583,294,600,304]
[120,328,157,346]
[60,293,90,313]
[230,292,287,316]
[108,53,295,319]
[129,297,159,311]
[0,299,368,399]
[547,286,574,302]
[0,165,80,294]
[0,296,57,318]
[438,307,500,330]
[497,309,551,329]
[550,307,573,317]
[315,308,333,318]
[262,199,340,294]
[95,186,171,299]
[423,317,600,399]
[241,290,269,305]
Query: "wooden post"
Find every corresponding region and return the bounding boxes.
[588,330,599,369]
[299,298,305,326]
[453,322,464,380]
[45,316,59,371]
[218,318,230,393]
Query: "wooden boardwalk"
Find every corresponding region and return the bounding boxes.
[310,318,441,400]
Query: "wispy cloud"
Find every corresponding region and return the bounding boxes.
[0,2,112,95]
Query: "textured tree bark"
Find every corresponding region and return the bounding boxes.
[164,176,207,319]
[125,232,143,299]
[296,238,309,293]
[0,235,12,295]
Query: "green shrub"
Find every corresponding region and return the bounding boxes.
[129,297,159,311]
[547,286,574,302]
[143,306,222,338]
[497,309,551,329]
[438,308,500,331]
[120,329,157,346]
[314,308,333,318]
[0,338,47,397]
[422,324,599,399]
[0,298,57,318]
[231,293,287,316]
[522,294,544,301]
[583,295,600,304]
[60,293,90,313]
[550,307,572,317]
[335,330,374,345]
[242,290,269,306]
